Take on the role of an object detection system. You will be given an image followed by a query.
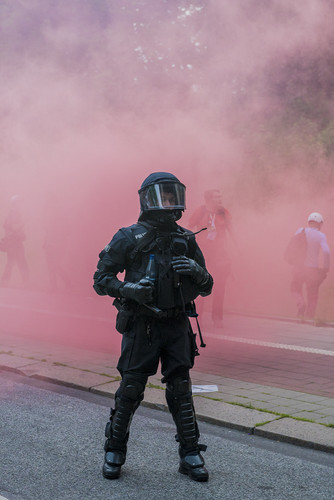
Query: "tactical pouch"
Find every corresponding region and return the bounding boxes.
[188,321,199,363]
[190,331,199,364]
[115,305,133,334]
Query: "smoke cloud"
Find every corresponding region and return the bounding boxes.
[1,0,334,347]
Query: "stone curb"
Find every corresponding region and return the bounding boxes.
[2,363,333,455]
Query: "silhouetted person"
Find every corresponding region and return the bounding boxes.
[0,195,29,287]
[189,189,234,328]
[290,212,330,320]
[41,191,72,293]
[43,215,71,293]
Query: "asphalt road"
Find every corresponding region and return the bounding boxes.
[1,371,333,500]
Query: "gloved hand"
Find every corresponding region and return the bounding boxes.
[172,256,209,285]
[120,279,154,304]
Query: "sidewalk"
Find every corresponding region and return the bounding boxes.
[1,328,333,454]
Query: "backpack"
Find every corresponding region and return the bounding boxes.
[284,228,307,266]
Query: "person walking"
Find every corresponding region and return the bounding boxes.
[289,212,330,320]
[189,189,234,328]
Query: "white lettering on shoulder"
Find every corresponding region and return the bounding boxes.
[135,232,146,240]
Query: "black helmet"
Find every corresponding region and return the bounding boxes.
[138,172,186,212]
[138,172,186,225]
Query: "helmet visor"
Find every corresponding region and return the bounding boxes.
[140,182,186,211]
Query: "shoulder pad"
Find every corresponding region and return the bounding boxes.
[125,223,157,261]
[129,223,151,242]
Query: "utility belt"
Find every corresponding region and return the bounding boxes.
[113,298,184,333]
[112,298,206,350]
[136,304,184,319]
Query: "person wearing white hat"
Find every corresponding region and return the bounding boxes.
[290,212,330,320]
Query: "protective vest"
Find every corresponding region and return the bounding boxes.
[121,223,200,310]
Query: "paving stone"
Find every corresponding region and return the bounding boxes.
[299,412,334,424]
[255,418,334,452]
[293,395,331,404]
[251,403,287,412]
[314,398,334,408]
[288,401,328,411]
[262,396,297,406]
[316,406,334,416]
[191,373,226,383]
[272,406,304,416]
[90,380,120,397]
[18,363,115,389]
[143,387,167,408]
[308,405,334,414]
[249,393,285,403]
[221,395,254,405]
[313,416,334,425]
[209,392,236,400]
[192,396,278,430]
[287,410,325,420]
[286,404,325,413]
[266,389,309,398]
[251,399,282,408]
[0,354,40,369]
[226,389,254,397]
[208,377,251,387]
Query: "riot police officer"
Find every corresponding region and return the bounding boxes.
[93,172,213,482]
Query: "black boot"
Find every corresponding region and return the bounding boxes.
[103,450,126,480]
[178,446,209,482]
[166,376,209,482]
[102,376,146,480]
[103,413,127,480]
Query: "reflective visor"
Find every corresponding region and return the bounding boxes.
[139,182,186,210]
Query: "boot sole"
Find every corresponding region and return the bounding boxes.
[102,467,121,480]
[178,465,209,482]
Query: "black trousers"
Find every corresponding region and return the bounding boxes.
[106,313,201,455]
[117,313,196,383]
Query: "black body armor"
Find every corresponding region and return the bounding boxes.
[93,221,212,312]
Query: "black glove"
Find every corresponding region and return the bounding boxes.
[172,256,209,285]
[120,279,154,304]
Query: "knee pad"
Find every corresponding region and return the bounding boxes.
[166,376,192,398]
[166,376,192,415]
[119,375,147,402]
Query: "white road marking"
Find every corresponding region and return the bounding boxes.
[206,333,334,356]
